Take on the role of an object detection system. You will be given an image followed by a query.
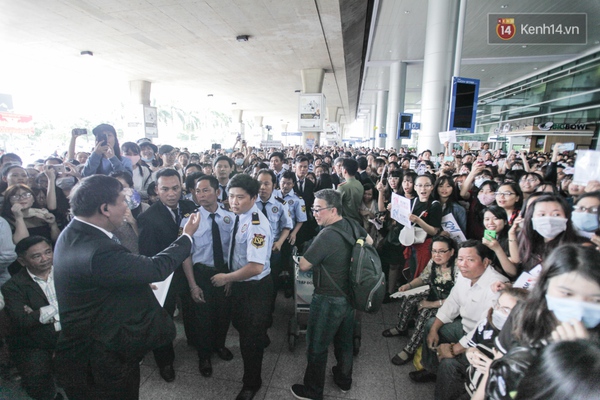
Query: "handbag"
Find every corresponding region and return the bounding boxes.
[399,225,426,246]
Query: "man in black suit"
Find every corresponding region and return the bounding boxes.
[293,156,317,248]
[53,175,199,400]
[137,168,198,382]
[2,236,62,400]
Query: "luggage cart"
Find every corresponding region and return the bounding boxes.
[287,248,313,352]
[286,248,362,355]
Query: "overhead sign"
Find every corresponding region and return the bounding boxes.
[281,131,302,136]
[298,93,325,132]
[260,141,283,148]
[488,13,587,45]
[397,113,413,139]
[403,122,420,130]
[0,112,33,134]
[448,77,480,133]
[378,133,387,138]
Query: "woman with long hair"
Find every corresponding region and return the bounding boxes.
[82,124,132,177]
[1,184,60,243]
[481,206,518,278]
[383,236,457,365]
[433,175,467,236]
[494,181,523,226]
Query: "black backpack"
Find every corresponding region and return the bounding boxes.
[322,218,386,313]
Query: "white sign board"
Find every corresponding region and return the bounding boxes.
[391,193,411,226]
[438,130,457,144]
[298,94,325,131]
[573,150,600,185]
[441,213,466,243]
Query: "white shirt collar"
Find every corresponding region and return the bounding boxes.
[74,216,114,239]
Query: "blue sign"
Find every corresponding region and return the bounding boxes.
[281,131,303,137]
[448,77,480,133]
[398,113,413,139]
[378,133,387,138]
[404,122,420,130]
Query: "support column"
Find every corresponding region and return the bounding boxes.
[254,116,264,142]
[232,109,244,139]
[129,80,151,106]
[301,68,325,148]
[386,62,407,150]
[375,91,388,149]
[418,0,460,154]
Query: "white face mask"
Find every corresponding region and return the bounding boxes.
[531,216,568,239]
[491,309,508,330]
[474,177,488,188]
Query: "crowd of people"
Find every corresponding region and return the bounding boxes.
[0,123,599,400]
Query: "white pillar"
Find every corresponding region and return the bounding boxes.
[301,68,325,148]
[375,91,388,149]
[129,80,151,106]
[386,62,407,150]
[418,0,460,154]
[232,109,244,139]
[369,104,377,147]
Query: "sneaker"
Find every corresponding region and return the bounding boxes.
[290,384,316,400]
[331,366,351,393]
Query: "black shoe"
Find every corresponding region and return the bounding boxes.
[382,292,392,304]
[408,369,437,383]
[382,327,409,337]
[290,384,316,400]
[199,358,212,377]
[215,347,233,361]
[236,387,258,400]
[331,367,351,393]
[159,365,176,382]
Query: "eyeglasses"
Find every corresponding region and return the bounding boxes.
[493,300,513,315]
[431,249,451,255]
[10,192,33,201]
[495,192,515,197]
[311,207,333,214]
[573,205,599,214]
[414,184,432,188]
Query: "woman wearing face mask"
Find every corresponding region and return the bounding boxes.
[481,244,600,400]
[462,288,529,399]
[403,174,443,280]
[511,194,583,272]
[433,175,467,236]
[121,142,155,201]
[571,192,600,239]
[1,184,60,244]
[494,182,523,226]
[138,140,161,169]
[383,236,457,365]
[481,206,518,279]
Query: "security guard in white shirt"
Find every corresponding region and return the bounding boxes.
[210,173,272,400]
[180,175,235,379]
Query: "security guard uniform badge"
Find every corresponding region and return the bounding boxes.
[252,234,266,248]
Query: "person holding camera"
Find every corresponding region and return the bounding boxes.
[81,124,132,177]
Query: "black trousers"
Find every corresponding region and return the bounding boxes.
[13,347,57,400]
[153,267,195,368]
[59,341,141,400]
[231,275,273,390]
[191,264,232,359]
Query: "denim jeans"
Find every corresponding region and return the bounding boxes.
[303,293,355,400]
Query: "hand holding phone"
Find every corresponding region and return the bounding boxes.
[72,128,88,136]
[484,229,497,241]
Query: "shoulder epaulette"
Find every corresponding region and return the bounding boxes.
[275,196,286,205]
[252,212,260,225]
[182,207,200,219]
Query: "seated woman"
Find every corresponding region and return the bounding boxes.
[382,236,457,365]
[475,244,600,400]
[1,184,60,244]
[481,206,518,279]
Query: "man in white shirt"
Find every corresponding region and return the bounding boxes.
[409,239,509,397]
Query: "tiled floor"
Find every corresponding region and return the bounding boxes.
[1,296,436,400]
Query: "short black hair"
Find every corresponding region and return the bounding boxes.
[213,155,234,168]
[185,171,205,193]
[15,236,52,258]
[227,173,259,198]
[0,153,22,166]
[459,239,491,261]
[70,175,123,217]
[341,158,359,176]
[197,175,219,192]
[280,170,296,183]
[185,163,202,173]
[356,156,368,170]
[257,168,277,185]
[110,171,134,188]
[269,152,284,161]
[156,168,181,183]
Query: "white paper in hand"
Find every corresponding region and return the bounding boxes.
[152,272,174,307]
[573,150,600,185]
[390,285,429,299]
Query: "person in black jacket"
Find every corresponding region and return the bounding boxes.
[53,175,199,400]
[2,236,62,400]
[137,168,198,382]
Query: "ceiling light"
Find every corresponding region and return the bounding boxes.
[404,11,410,14]
[481,69,485,72]
[236,35,250,42]
[533,67,538,70]
[231,102,237,105]
[294,89,301,93]
[500,4,508,9]
[207,94,213,97]
[522,45,527,48]
[80,50,93,56]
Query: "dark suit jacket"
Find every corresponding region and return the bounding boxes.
[1,268,60,351]
[137,200,197,257]
[53,219,193,366]
[294,178,317,247]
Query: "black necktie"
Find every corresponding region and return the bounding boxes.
[298,179,304,193]
[210,213,225,271]
[220,185,227,202]
[261,201,269,218]
[229,215,239,271]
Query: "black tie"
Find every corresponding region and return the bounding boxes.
[298,179,304,193]
[261,201,269,218]
[229,215,239,271]
[210,213,225,271]
[220,185,227,202]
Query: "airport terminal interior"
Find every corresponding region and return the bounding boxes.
[1,1,600,400]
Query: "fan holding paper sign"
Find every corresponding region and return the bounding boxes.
[382,236,457,366]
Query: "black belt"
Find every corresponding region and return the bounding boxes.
[193,263,228,274]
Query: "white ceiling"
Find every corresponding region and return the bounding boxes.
[1,0,599,135]
[360,0,600,117]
